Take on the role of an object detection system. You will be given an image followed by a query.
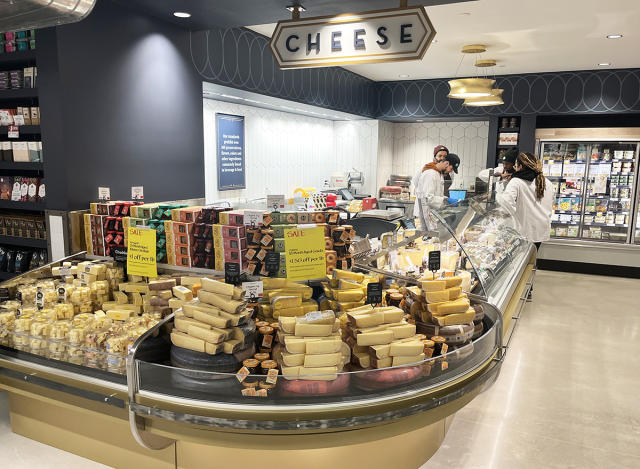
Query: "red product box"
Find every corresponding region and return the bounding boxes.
[172,222,194,236]
[226,211,245,226]
[224,248,248,263]
[173,233,194,247]
[193,238,213,254]
[193,223,213,239]
[362,197,378,211]
[222,225,245,239]
[174,245,192,257]
[175,254,192,268]
[172,207,202,223]
[223,236,247,251]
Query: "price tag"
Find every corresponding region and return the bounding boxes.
[35,287,44,310]
[242,281,263,301]
[131,186,144,201]
[111,246,128,263]
[428,250,441,275]
[267,194,285,211]
[13,115,25,126]
[366,282,383,305]
[7,125,19,138]
[264,251,280,273]
[57,285,67,302]
[225,262,241,285]
[59,266,71,276]
[244,210,263,228]
[11,181,21,201]
[98,187,111,201]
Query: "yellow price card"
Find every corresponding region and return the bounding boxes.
[127,227,158,278]
[284,226,326,281]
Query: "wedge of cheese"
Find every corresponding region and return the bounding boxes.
[431,308,475,326]
[299,366,338,381]
[387,322,417,339]
[392,354,425,366]
[371,357,392,368]
[420,279,447,292]
[425,286,463,303]
[378,306,404,324]
[356,329,394,346]
[174,316,210,333]
[334,290,365,302]
[191,310,231,329]
[284,335,342,354]
[273,306,305,318]
[198,290,246,314]
[346,304,374,314]
[172,285,193,301]
[171,331,205,353]
[389,339,425,357]
[272,296,303,309]
[294,319,340,337]
[427,297,470,315]
[347,310,384,328]
[304,352,342,368]
[368,343,391,359]
[332,269,364,283]
[339,279,366,291]
[281,352,306,367]
[201,277,235,297]
[353,351,371,368]
[187,324,226,344]
[106,309,133,321]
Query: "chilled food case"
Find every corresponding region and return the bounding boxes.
[541,140,639,243]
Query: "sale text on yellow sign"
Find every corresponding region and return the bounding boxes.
[284,226,326,281]
[126,227,157,278]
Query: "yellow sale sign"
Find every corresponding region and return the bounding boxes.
[126,227,157,278]
[284,226,326,281]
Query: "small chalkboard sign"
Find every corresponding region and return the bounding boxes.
[366,282,383,305]
[225,262,241,285]
[264,252,280,274]
[428,250,441,273]
[112,246,128,263]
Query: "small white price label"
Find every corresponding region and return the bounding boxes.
[242,281,263,300]
[13,115,25,126]
[244,210,263,228]
[267,194,285,210]
[8,125,19,138]
[131,186,144,200]
[98,187,111,201]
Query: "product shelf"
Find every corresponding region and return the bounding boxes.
[0,161,43,171]
[0,235,47,248]
[0,200,45,211]
[0,125,41,136]
[0,88,38,100]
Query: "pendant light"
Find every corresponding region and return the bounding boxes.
[463,88,504,106]
[448,45,494,99]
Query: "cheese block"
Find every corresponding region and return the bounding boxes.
[389,339,425,356]
[405,286,422,301]
[171,331,205,353]
[192,310,231,329]
[369,344,391,359]
[198,290,246,314]
[304,352,342,368]
[334,290,365,302]
[388,323,417,339]
[174,316,210,332]
[267,287,313,300]
[201,277,234,297]
[281,365,302,379]
[131,292,144,306]
[338,279,366,291]
[156,290,173,300]
[168,298,185,310]
[172,285,193,301]
[443,276,463,288]
[297,310,336,325]
[420,279,447,292]
[332,269,364,283]
[119,283,150,294]
[102,302,141,313]
[113,291,129,304]
[219,310,250,326]
[223,339,243,354]
[187,324,226,344]
[149,279,176,291]
[347,310,384,328]
[301,301,319,313]
[285,335,342,354]
[150,297,169,307]
[428,298,470,316]
[232,287,244,300]
[379,307,404,324]
[273,306,304,318]
[278,316,297,334]
[356,329,394,346]
[294,319,340,337]
[347,304,374,314]
[272,296,303,309]
[425,286,463,303]
[371,357,392,368]
[431,308,475,326]
[205,342,224,354]
[106,310,133,321]
[281,352,306,367]
[183,301,221,316]
[353,351,371,368]
[299,366,338,381]
[392,354,425,366]
[262,278,289,289]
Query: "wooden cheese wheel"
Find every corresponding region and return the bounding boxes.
[472,304,485,323]
[170,343,256,374]
[278,373,350,397]
[353,365,423,391]
[416,322,474,345]
[472,321,484,340]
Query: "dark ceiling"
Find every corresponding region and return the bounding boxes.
[116,0,475,30]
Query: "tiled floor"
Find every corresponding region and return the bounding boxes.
[1,271,639,468]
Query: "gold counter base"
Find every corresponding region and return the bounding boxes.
[7,392,175,469]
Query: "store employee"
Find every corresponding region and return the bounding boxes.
[412,145,449,191]
[413,152,461,217]
[496,147,518,193]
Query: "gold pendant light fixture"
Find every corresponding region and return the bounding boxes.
[448,44,503,106]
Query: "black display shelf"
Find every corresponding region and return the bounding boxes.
[0,200,45,211]
[0,235,47,248]
[0,161,43,171]
[0,125,40,136]
[0,271,17,280]
[497,145,518,149]
[499,127,520,132]
[0,88,38,100]
[0,50,37,66]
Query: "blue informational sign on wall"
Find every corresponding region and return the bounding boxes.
[216,113,246,191]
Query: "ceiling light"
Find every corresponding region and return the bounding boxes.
[606,34,623,39]
[598,62,611,67]
[173,12,191,18]
[286,5,306,12]
[432,39,438,44]
[448,78,495,98]
[399,74,410,78]
[463,89,504,107]
[475,59,497,68]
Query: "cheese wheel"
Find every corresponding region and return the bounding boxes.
[416,322,474,345]
[353,365,423,391]
[278,373,350,397]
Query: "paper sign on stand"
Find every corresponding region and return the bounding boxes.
[126,227,157,278]
[267,195,285,211]
[131,186,144,201]
[98,187,111,201]
[284,226,326,281]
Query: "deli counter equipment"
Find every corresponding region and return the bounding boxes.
[0,205,535,468]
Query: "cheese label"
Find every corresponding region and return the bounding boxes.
[263,215,273,226]
[11,182,21,201]
[28,183,36,197]
[441,343,449,355]
[241,387,257,397]
[38,184,45,198]
[20,182,28,197]
[236,366,250,383]
[262,333,274,348]
[256,389,268,397]
[266,368,279,384]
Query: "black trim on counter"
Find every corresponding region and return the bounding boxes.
[537,259,640,278]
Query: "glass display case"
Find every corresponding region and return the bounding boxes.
[541,140,639,243]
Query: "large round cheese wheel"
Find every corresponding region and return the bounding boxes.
[277,373,350,397]
[170,343,256,374]
[472,304,485,323]
[416,321,474,345]
[472,321,484,340]
[353,365,423,391]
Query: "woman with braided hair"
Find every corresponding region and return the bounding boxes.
[496,152,554,250]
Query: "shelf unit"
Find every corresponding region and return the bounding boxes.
[495,116,521,165]
[0,235,47,248]
[0,125,40,136]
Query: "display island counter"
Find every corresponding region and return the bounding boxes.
[0,198,534,468]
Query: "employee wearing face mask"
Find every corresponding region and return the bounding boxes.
[413,152,461,217]
[413,145,449,191]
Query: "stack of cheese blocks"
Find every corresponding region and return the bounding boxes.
[321,269,379,313]
[346,304,427,369]
[256,278,318,322]
[417,275,474,326]
[278,310,349,381]
[171,278,253,356]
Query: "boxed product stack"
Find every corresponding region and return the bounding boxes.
[0,246,47,274]
[0,213,46,239]
[1,30,36,53]
[344,304,426,369]
[278,309,349,381]
[171,278,254,359]
[214,211,247,273]
[146,204,187,264]
[0,176,43,202]
[320,269,380,313]
[255,278,318,323]
[84,201,135,257]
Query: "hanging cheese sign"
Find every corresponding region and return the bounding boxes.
[269,6,436,69]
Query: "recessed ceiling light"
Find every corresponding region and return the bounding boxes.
[460,12,471,16]
[173,12,191,18]
[286,5,307,12]
[606,34,623,39]
[598,62,611,67]
[399,74,410,78]
[432,39,438,43]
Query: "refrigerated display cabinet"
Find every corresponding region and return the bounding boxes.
[0,206,535,469]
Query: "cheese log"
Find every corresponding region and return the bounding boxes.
[389,340,425,356]
[172,285,193,301]
[198,290,246,314]
[174,316,210,333]
[294,319,340,337]
[334,290,365,302]
[113,291,129,304]
[332,269,364,283]
[428,298,470,315]
[299,366,338,381]
[303,352,342,368]
[106,310,133,321]
[432,309,475,326]
[388,323,417,339]
[369,344,391,359]
[392,354,425,366]
[201,277,235,297]
[171,331,205,353]
[356,329,394,346]
[347,310,385,328]
[420,279,447,292]
[223,339,243,354]
[149,279,176,291]
[281,352,305,367]
[192,310,231,329]
[187,324,226,344]
[353,351,371,368]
